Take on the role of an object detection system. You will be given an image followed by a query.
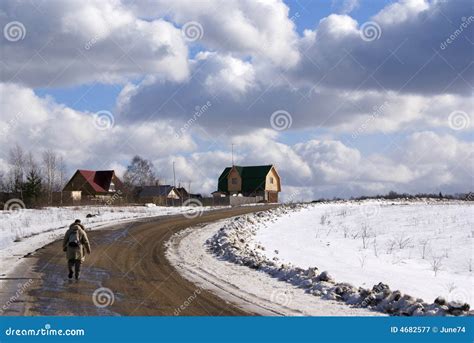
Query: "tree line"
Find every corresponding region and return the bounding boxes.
[0,145,67,206]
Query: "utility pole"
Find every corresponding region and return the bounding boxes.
[172,161,176,187]
[172,161,176,207]
[231,143,234,166]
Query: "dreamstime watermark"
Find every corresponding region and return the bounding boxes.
[270,110,292,131]
[4,198,26,218]
[3,21,26,42]
[448,110,470,130]
[5,323,85,337]
[105,190,123,206]
[361,282,388,307]
[175,101,212,138]
[352,101,389,139]
[1,278,33,314]
[182,21,203,42]
[182,199,204,219]
[447,288,470,305]
[270,289,292,306]
[285,189,302,203]
[440,16,474,50]
[290,11,300,22]
[1,112,23,137]
[173,287,202,315]
[84,29,110,50]
[92,287,115,308]
[360,21,382,42]
[93,110,115,131]
[358,203,381,219]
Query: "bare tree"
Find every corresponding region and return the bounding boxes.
[42,149,57,204]
[396,233,411,249]
[8,144,25,194]
[359,253,367,268]
[386,238,396,254]
[0,170,5,192]
[56,155,67,191]
[361,224,371,249]
[431,255,443,276]
[123,155,156,188]
[342,225,350,238]
[373,238,378,257]
[419,238,430,259]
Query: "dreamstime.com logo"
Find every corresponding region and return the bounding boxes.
[270,110,293,131]
[270,290,292,307]
[92,287,115,308]
[447,288,471,305]
[182,21,203,42]
[358,203,381,219]
[4,324,85,337]
[360,21,382,42]
[93,110,115,131]
[182,199,204,219]
[3,21,26,42]
[448,110,470,130]
[4,198,26,219]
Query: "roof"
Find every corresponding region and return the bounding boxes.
[218,165,274,193]
[138,185,176,198]
[175,187,189,198]
[75,170,117,193]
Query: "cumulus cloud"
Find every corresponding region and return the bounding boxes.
[0,0,472,199]
[0,0,189,87]
[127,0,301,68]
[117,50,472,135]
[0,83,195,170]
[132,130,473,200]
[294,0,473,96]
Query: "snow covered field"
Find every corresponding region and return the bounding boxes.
[206,201,473,316]
[0,204,214,276]
[254,201,473,307]
[166,222,381,316]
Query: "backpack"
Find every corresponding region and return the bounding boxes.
[68,227,81,247]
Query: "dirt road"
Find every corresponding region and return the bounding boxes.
[6,206,276,316]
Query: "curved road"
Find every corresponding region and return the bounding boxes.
[13,206,276,316]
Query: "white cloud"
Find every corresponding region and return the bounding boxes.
[374,0,430,26]
[0,83,195,171]
[0,0,189,87]
[129,0,301,68]
[1,0,472,200]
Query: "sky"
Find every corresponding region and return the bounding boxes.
[0,0,472,201]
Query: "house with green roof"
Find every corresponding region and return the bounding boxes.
[215,165,281,203]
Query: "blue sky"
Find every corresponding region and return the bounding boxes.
[1,0,472,200]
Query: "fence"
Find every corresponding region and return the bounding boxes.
[0,192,264,209]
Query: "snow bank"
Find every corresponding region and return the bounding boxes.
[166,221,381,316]
[207,203,472,316]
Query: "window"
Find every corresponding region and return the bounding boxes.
[231,178,238,185]
[269,177,274,184]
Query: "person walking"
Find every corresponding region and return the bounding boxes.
[63,219,91,280]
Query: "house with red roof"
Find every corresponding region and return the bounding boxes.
[63,170,124,199]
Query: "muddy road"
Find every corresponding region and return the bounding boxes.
[2,205,276,316]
